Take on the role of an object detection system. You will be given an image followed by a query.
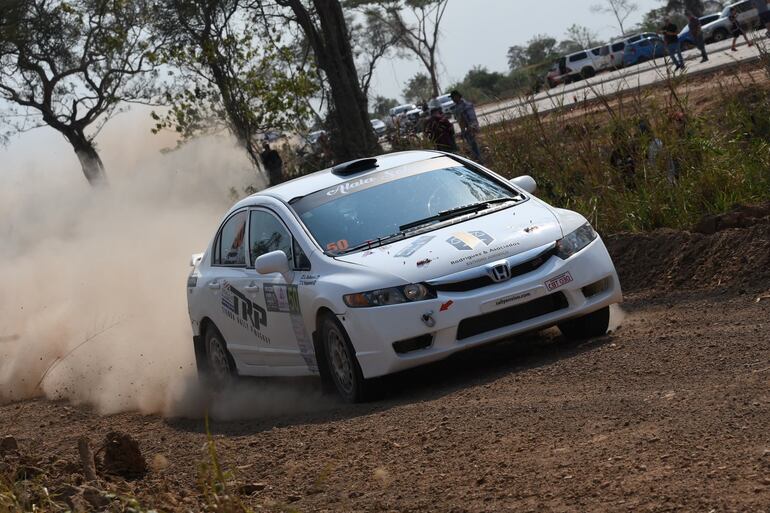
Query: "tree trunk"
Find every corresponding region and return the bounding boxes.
[309,0,379,162]
[64,131,108,187]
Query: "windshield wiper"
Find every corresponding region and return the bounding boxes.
[399,197,519,232]
[332,232,408,255]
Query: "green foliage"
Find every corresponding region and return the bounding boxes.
[480,75,770,234]
[402,72,433,103]
[371,95,399,117]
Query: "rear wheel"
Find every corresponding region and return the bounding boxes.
[203,326,237,390]
[712,28,728,42]
[558,306,610,340]
[320,314,369,403]
[581,66,596,79]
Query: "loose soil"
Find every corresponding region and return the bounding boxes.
[2,217,770,512]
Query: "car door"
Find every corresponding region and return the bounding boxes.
[202,209,266,367]
[244,207,317,374]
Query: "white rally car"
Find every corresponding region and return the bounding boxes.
[187,151,622,402]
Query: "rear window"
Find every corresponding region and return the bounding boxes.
[569,52,587,61]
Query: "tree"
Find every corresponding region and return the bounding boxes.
[371,95,398,118]
[355,0,449,98]
[665,0,704,16]
[272,0,379,162]
[0,0,158,186]
[402,72,431,103]
[350,10,402,100]
[590,0,638,36]
[151,0,316,185]
[564,24,603,49]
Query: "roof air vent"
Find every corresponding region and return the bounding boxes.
[331,157,378,176]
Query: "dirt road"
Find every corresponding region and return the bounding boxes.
[2,222,770,512]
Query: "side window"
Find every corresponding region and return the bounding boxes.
[569,52,587,62]
[612,42,625,51]
[293,239,311,271]
[640,40,651,47]
[249,210,292,264]
[214,210,247,266]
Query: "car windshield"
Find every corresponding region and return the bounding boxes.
[291,163,525,254]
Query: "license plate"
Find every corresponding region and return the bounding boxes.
[480,287,544,313]
[545,272,573,291]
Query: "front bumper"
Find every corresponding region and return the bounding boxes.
[339,236,622,379]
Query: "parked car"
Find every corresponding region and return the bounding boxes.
[389,103,417,121]
[599,38,631,70]
[187,151,623,401]
[623,34,667,66]
[307,130,326,146]
[697,1,768,43]
[371,119,387,138]
[431,93,455,117]
[546,47,605,87]
[678,13,721,45]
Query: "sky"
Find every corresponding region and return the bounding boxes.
[369,0,662,100]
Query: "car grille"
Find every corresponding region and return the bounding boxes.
[456,292,568,340]
[433,246,556,293]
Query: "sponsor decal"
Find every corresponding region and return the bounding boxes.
[416,258,432,267]
[394,235,435,258]
[326,239,349,252]
[545,271,574,291]
[446,230,495,251]
[439,300,454,312]
[262,284,318,373]
[221,281,270,344]
[494,291,531,308]
[449,240,521,267]
[524,225,539,233]
[299,273,320,286]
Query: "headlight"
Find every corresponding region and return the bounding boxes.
[344,283,436,308]
[555,222,597,259]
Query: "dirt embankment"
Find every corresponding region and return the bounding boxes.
[606,203,770,295]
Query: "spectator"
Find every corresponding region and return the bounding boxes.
[729,7,753,51]
[450,90,482,161]
[752,0,770,37]
[687,14,708,62]
[260,142,284,185]
[424,104,458,152]
[661,18,685,70]
[638,120,677,184]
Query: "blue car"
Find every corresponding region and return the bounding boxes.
[623,34,667,66]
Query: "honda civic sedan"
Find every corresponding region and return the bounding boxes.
[187,151,622,402]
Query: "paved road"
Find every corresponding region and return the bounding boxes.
[476,36,766,126]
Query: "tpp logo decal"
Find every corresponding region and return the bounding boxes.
[446,231,494,251]
[222,281,269,342]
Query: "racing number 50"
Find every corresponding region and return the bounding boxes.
[326,239,349,252]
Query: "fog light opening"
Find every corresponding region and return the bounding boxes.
[393,334,433,354]
[582,277,611,298]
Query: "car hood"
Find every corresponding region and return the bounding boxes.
[334,200,563,283]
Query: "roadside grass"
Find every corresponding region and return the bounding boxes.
[470,53,770,234]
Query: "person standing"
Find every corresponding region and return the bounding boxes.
[752,0,770,37]
[729,7,753,51]
[450,90,482,161]
[687,14,708,62]
[661,18,685,70]
[260,142,284,185]
[424,104,457,152]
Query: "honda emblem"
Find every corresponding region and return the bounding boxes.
[488,263,511,283]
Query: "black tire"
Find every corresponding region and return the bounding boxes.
[712,28,728,43]
[201,325,237,391]
[558,306,610,341]
[319,314,369,403]
[581,66,596,79]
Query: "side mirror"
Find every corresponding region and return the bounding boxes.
[511,175,537,194]
[255,250,292,281]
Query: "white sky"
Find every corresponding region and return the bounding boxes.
[369,0,662,100]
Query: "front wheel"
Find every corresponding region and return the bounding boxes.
[320,314,369,403]
[712,28,728,42]
[558,306,610,340]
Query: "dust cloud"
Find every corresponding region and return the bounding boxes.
[608,304,627,333]
[0,118,322,419]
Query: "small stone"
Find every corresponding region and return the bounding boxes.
[150,454,169,472]
[0,436,18,454]
[239,482,267,495]
[287,494,301,502]
[348,491,363,499]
